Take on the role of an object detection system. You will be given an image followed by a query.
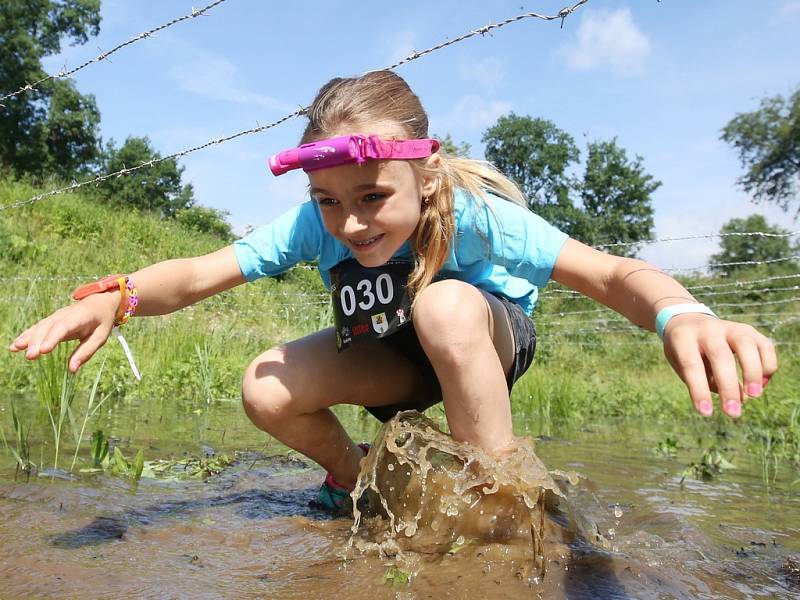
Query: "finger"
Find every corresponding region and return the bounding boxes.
[666,346,714,417]
[730,334,763,400]
[68,326,110,373]
[37,320,73,355]
[704,342,742,417]
[754,334,778,385]
[705,363,719,394]
[22,319,59,359]
[9,326,35,352]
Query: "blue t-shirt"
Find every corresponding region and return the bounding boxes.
[233,189,568,315]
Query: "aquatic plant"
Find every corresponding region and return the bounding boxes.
[0,399,35,478]
[110,446,145,481]
[654,436,679,457]
[680,447,736,484]
[35,346,78,473]
[69,359,109,472]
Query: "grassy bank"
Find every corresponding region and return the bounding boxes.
[1,176,797,474]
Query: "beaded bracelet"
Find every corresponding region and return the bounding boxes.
[114,276,139,327]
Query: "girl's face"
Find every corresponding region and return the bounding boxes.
[308,126,437,267]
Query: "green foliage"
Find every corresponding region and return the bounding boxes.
[436,133,472,157]
[111,446,145,481]
[721,88,800,215]
[90,430,109,468]
[483,113,581,233]
[482,114,658,252]
[44,79,102,179]
[710,214,797,276]
[141,454,235,481]
[176,205,234,241]
[0,1,102,177]
[384,566,411,585]
[0,399,35,477]
[578,139,660,256]
[96,136,195,217]
[680,447,736,484]
[654,436,679,457]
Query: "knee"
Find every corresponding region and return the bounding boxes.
[241,346,294,429]
[413,280,488,362]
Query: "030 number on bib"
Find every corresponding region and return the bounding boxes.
[330,259,413,351]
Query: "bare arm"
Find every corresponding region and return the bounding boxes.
[10,245,246,371]
[129,246,246,316]
[551,238,778,418]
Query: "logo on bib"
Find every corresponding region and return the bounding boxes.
[371,312,389,334]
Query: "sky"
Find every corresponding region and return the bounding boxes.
[38,0,800,270]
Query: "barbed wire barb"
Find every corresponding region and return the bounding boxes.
[0,0,230,106]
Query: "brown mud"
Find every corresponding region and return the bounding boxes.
[0,408,798,599]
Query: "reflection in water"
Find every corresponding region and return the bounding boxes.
[0,411,798,599]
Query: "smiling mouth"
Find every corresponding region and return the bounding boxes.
[349,234,384,249]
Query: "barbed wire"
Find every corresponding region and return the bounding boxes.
[540,272,800,299]
[663,254,800,274]
[540,315,800,337]
[0,0,591,213]
[533,337,798,348]
[383,0,589,71]
[540,287,800,317]
[596,229,800,249]
[0,0,230,107]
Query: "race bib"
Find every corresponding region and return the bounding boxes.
[329,259,413,351]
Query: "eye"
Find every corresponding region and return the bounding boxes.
[363,193,385,203]
[315,196,338,207]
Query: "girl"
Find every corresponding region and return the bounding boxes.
[10,71,778,512]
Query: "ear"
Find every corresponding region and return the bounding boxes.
[420,153,441,198]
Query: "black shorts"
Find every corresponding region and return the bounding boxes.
[365,294,537,422]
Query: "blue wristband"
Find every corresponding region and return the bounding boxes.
[655,303,717,340]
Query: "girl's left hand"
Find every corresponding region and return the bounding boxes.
[661,313,778,418]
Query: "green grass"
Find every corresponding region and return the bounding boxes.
[1,175,797,475]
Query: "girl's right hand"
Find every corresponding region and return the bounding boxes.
[8,292,120,373]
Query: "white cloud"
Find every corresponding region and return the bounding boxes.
[436,95,512,132]
[170,57,293,112]
[559,8,651,77]
[458,57,506,91]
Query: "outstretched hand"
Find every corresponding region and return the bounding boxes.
[8,293,118,373]
[661,313,778,418]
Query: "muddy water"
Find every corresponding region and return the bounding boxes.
[0,397,799,599]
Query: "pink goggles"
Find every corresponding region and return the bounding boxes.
[268,134,439,176]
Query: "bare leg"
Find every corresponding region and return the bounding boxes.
[413,280,516,455]
[241,328,426,487]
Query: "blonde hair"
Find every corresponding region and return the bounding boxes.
[302,71,526,299]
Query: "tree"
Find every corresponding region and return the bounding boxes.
[578,139,660,256]
[43,79,101,179]
[176,206,234,241]
[710,214,796,276]
[721,88,800,216]
[482,113,582,232]
[0,1,102,178]
[436,133,472,157]
[97,137,194,218]
[482,114,658,252]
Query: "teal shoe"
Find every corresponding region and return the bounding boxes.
[313,443,370,513]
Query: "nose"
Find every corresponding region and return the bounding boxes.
[340,209,369,237]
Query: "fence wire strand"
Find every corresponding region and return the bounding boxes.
[0,0,591,213]
[0,0,230,107]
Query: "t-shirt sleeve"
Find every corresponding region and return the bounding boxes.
[457,195,569,288]
[233,201,324,281]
